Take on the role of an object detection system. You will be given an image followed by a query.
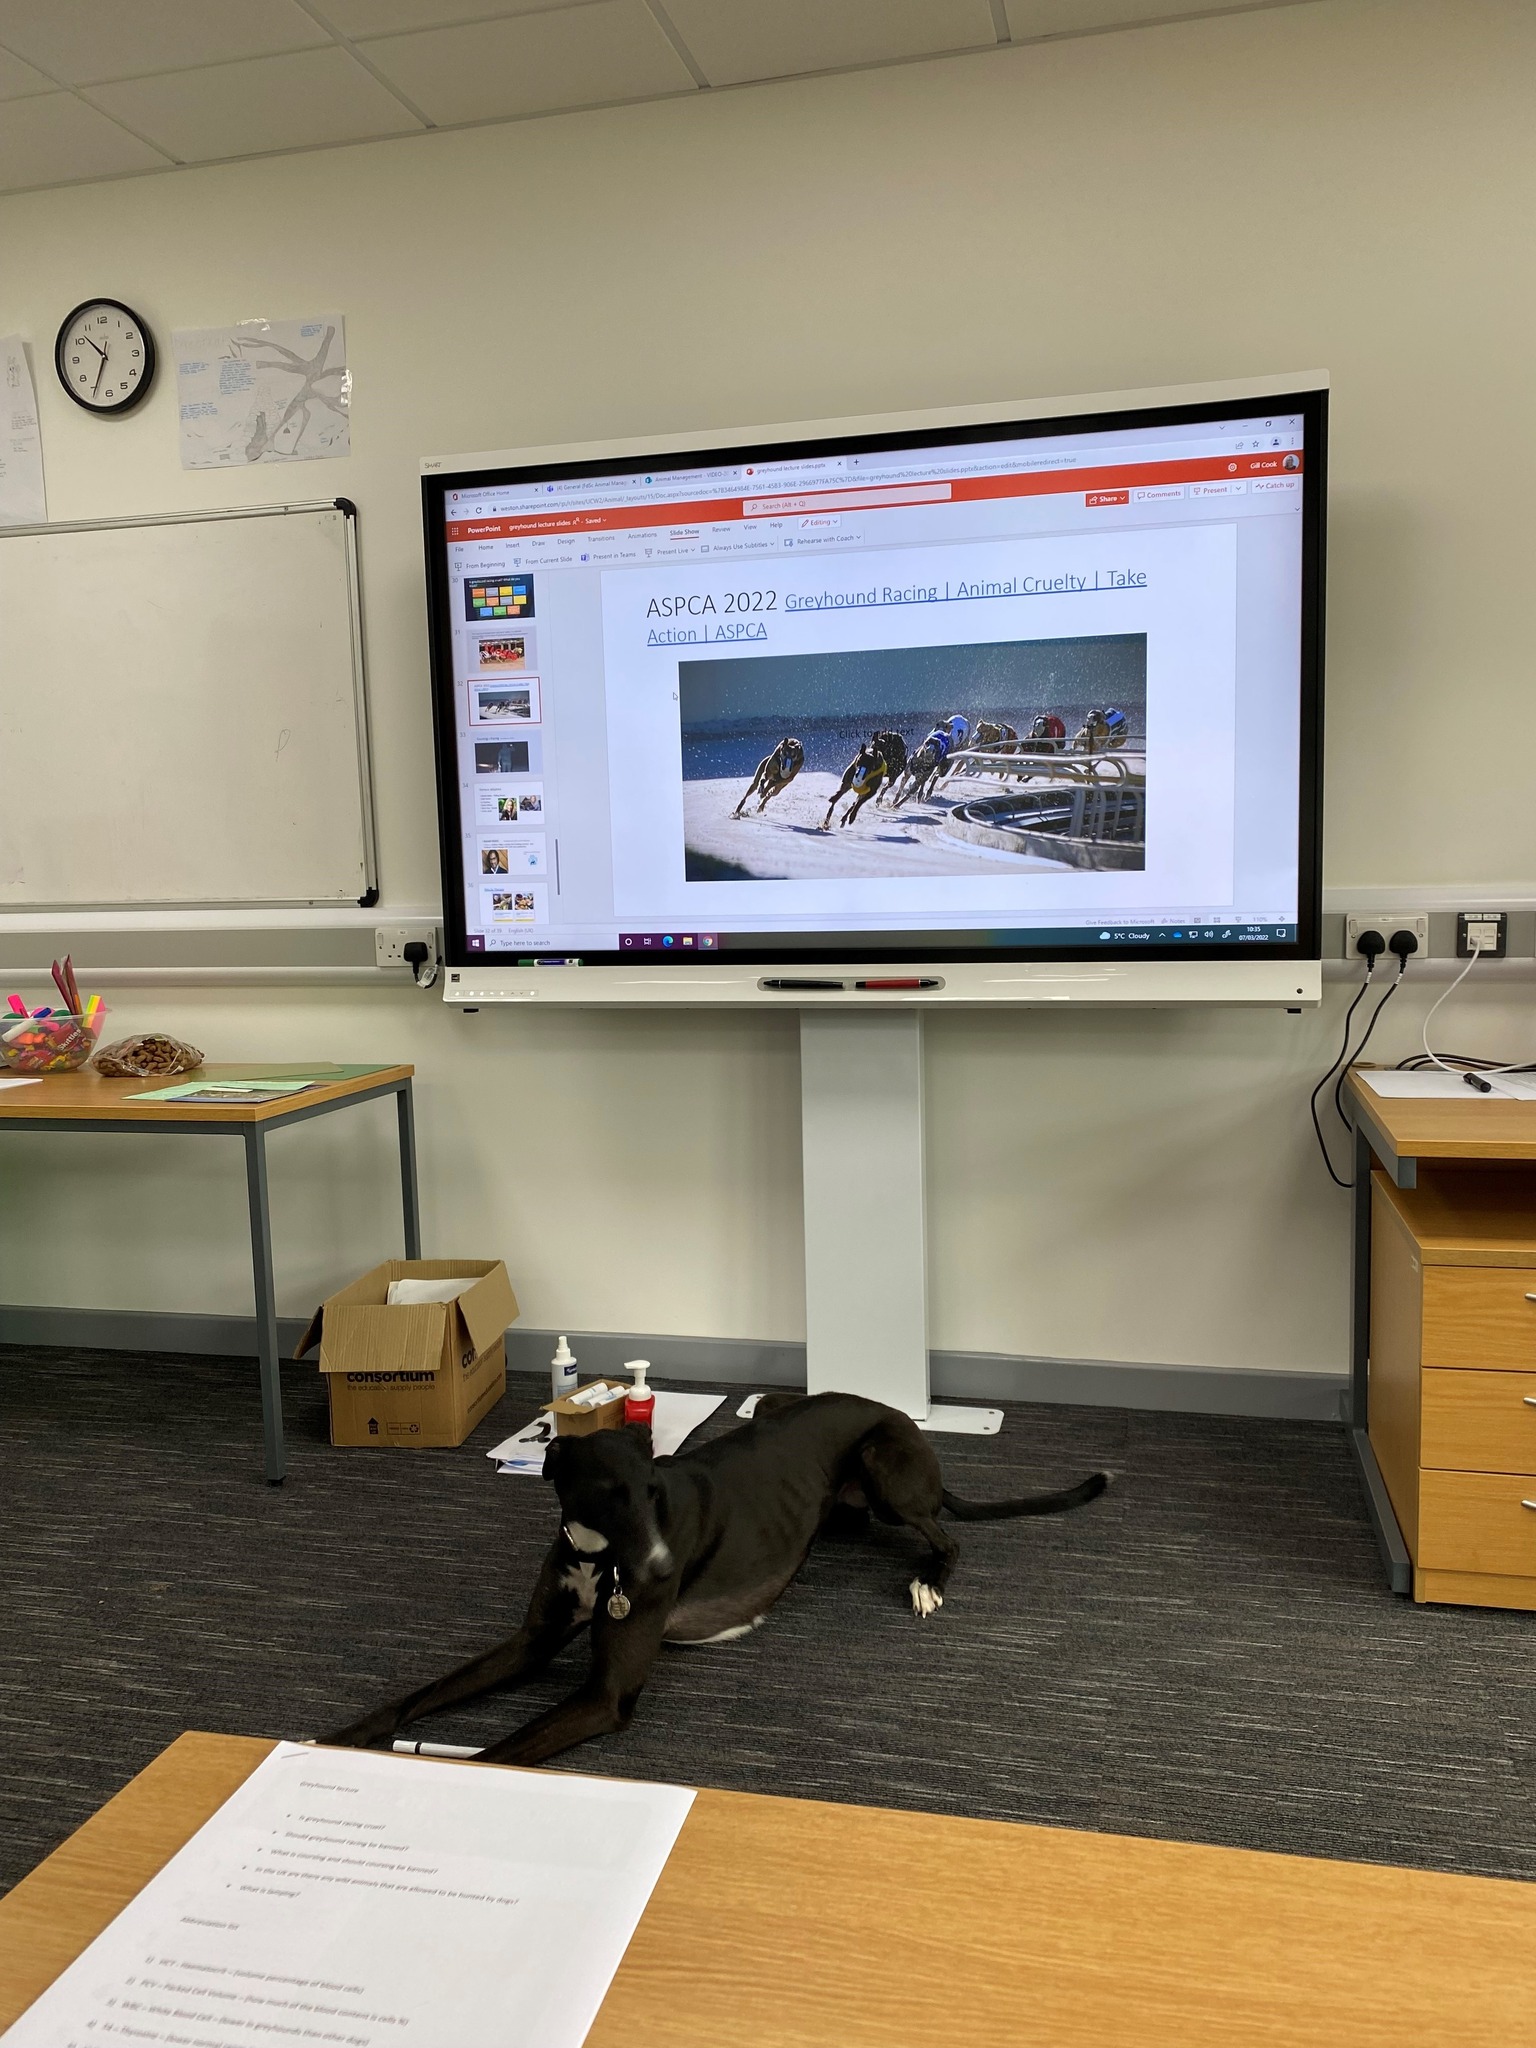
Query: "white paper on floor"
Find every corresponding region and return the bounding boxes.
[487,1390,724,1474]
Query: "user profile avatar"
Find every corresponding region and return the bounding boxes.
[1282,452,1300,471]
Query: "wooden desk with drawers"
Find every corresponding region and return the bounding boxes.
[1344,1073,1536,1605]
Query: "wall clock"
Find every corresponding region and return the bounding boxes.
[54,298,156,415]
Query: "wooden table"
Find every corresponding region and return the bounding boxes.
[1344,1071,1536,1592]
[0,1066,418,1483]
[2,1734,1534,2046]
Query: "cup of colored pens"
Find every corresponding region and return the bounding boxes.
[0,989,107,1073]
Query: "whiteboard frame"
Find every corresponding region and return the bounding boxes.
[0,499,379,912]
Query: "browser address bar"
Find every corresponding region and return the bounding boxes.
[742,481,953,517]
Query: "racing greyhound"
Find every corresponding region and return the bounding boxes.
[820,741,887,830]
[732,735,804,816]
[871,729,908,803]
[320,1391,1107,1769]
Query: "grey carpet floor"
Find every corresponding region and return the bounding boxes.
[1,1344,1533,1898]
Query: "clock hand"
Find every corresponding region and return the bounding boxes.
[92,348,108,397]
[79,334,106,358]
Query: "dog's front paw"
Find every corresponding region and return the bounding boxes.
[909,1578,943,1619]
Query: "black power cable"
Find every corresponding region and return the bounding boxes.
[1315,927,1419,1187]
[1311,932,1384,1187]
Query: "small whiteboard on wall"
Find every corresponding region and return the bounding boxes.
[0,501,377,909]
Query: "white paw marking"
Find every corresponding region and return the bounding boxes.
[561,1562,599,1616]
[564,1520,608,1553]
[909,1578,943,1619]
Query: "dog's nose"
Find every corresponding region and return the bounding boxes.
[641,1539,674,1580]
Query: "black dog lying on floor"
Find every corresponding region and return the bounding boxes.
[322,1391,1108,1767]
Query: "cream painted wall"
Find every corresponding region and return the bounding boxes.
[1,0,1532,1370]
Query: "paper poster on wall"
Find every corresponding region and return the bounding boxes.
[175,313,350,468]
[0,335,46,525]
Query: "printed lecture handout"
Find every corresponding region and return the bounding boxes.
[2,1741,694,2047]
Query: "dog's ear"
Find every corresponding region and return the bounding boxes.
[541,1437,564,1483]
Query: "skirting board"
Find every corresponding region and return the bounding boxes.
[0,1307,1347,1421]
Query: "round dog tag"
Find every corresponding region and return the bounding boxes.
[607,1589,631,1621]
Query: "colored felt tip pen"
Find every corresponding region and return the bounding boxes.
[1464,1071,1494,1093]
[392,1739,481,1758]
[854,978,941,990]
[6,996,26,1016]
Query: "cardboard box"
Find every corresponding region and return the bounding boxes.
[295,1258,518,1448]
[543,1382,628,1437]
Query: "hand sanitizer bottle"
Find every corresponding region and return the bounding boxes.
[551,1334,577,1401]
[624,1359,655,1431]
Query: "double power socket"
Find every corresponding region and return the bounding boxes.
[1343,912,1510,962]
[1343,914,1429,962]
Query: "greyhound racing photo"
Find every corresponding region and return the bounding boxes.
[679,633,1147,881]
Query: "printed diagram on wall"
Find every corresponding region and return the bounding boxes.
[0,335,46,525]
[174,314,349,468]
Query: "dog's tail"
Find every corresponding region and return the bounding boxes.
[940,1472,1109,1520]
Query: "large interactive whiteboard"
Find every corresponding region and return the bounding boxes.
[0,501,377,909]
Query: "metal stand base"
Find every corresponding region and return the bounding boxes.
[918,1404,1002,1436]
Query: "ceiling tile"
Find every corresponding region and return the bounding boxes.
[0,44,50,98]
[661,0,997,87]
[88,47,423,163]
[0,0,330,88]
[326,0,588,36]
[0,90,169,192]
[362,0,695,124]
[1003,0,1282,37]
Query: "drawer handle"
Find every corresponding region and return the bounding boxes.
[1526,1397,1536,1409]
[1526,1501,1536,1512]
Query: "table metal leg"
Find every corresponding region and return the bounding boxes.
[1345,1116,1411,1593]
[244,1127,287,1485]
[396,1080,422,1259]
[1349,1121,1372,1428]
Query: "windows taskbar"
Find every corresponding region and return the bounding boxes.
[467,922,1300,960]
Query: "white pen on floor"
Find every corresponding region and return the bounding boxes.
[392,1739,482,1758]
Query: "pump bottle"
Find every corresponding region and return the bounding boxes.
[624,1359,655,1431]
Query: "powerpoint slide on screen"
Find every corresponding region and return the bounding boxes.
[601,525,1236,922]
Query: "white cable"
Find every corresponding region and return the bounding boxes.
[1421,940,1485,1072]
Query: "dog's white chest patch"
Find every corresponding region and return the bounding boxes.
[561,1561,600,1617]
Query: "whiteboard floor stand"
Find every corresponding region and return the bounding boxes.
[800,1011,1000,1435]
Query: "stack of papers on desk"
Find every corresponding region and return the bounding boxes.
[1,1741,694,2048]
[488,1390,724,1474]
[1358,1069,1536,1100]
[127,1078,323,1103]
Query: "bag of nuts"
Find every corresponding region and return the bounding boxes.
[93,1033,204,1078]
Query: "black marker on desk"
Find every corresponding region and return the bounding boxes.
[1464,1071,1494,1093]
[761,978,846,991]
